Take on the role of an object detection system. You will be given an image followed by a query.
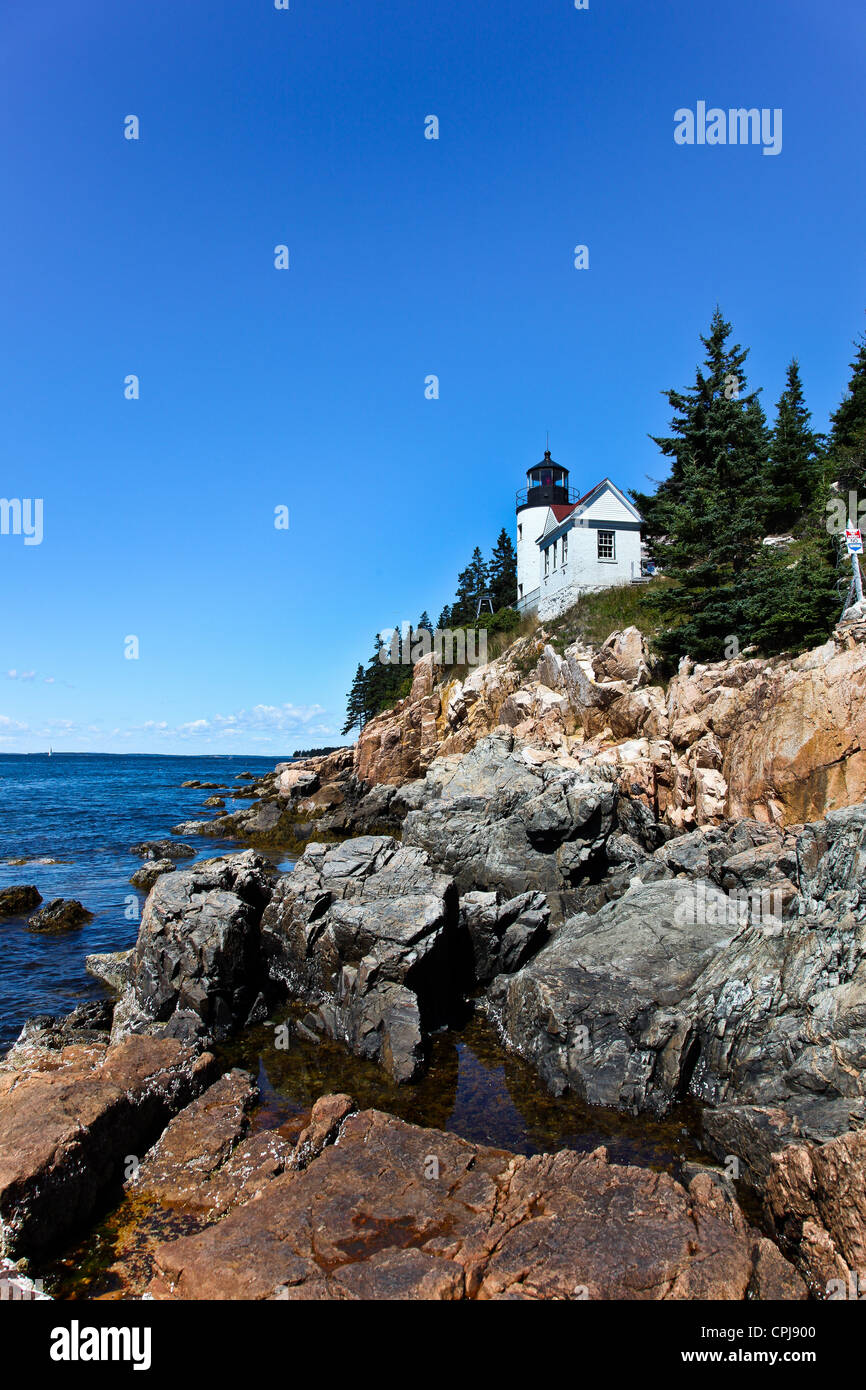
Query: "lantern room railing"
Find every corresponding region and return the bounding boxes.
[516,485,580,508]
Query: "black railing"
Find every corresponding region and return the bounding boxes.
[516,485,581,508]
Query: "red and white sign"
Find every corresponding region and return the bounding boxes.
[846,528,863,554]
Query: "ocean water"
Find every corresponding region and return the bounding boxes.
[0,752,292,1051]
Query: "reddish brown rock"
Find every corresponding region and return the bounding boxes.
[0,1037,217,1259]
[148,1105,804,1301]
[765,1128,866,1294]
[125,1069,258,1212]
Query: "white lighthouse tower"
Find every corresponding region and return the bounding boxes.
[515,448,575,609]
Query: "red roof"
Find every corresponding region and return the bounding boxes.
[549,485,598,523]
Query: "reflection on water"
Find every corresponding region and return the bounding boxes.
[226,1010,706,1171]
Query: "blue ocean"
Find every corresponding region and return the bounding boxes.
[0,753,292,1052]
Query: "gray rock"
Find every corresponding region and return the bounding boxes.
[402,733,617,915]
[485,803,866,1158]
[130,859,174,892]
[260,836,458,1082]
[8,1001,114,1056]
[130,840,196,861]
[484,879,739,1111]
[26,898,93,934]
[111,851,277,1046]
[459,889,550,983]
[86,948,134,994]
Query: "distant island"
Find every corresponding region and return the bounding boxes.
[291,745,345,759]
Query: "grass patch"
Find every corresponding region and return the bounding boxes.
[543,579,670,654]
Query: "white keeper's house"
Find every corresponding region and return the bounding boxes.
[515,448,646,621]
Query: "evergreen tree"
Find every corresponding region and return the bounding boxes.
[417,611,434,633]
[488,528,518,609]
[741,532,841,656]
[437,605,452,630]
[363,632,392,718]
[452,547,489,625]
[638,309,772,662]
[764,360,822,534]
[341,663,368,736]
[827,327,866,495]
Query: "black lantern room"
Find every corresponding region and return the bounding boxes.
[516,450,576,512]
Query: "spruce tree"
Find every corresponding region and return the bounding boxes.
[417,611,434,633]
[341,664,368,736]
[827,328,866,495]
[363,632,393,717]
[764,360,822,535]
[488,528,518,609]
[452,547,489,624]
[638,309,772,662]
[741,533,841,655]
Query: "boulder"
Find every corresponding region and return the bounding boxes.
[26,898,93,933]
[0,885,41,917]
[402,733,617,915]
[6,1001,114,1056]
[85,949,133,994]
[130,840,196,861]
[260,836,459,1081]
[591,626,654,686]
[0,1036,217,1259]
[130,859,174,892]
[484,879,739,1111]
[276,766,319,797]
[111,851,276,1046]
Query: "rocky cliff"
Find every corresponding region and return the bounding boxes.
[351,615,866,830]
[6,613,866,1301]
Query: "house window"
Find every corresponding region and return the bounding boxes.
[553,541,558,568]
[562,533,568,565]
[544,548,550,577]
[518,524,522,541]
[518,583,523,598]
[598,530,615,560]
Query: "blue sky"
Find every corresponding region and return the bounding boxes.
[1,0,864,754]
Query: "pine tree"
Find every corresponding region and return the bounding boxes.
[488,528,517,609]
[437,605,452,630]
[452,547,489,625]
[363,632,392,718]
[638,309,772,662]
[827,327,866,495]
[741,532,841,656]
[341,664,368,736]
[417,611,434,633]
[764,360,822,535]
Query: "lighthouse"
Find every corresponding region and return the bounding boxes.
[515,448,575,606]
